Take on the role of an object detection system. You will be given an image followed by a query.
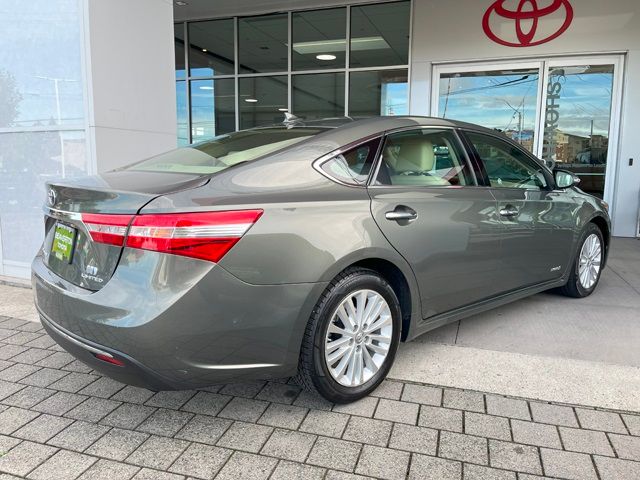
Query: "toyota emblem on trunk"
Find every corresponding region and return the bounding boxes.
[482,0,574,47]
[47,188,57,206]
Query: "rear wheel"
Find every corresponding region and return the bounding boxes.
[296,267,401,403]
[560,223,604,298]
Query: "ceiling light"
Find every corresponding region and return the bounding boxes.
[245,98,258,103]
[292,36,389,55]
[316,54,336,61]
[199,86,213,90]
[202,48,207,52]
[278,108,288,112]
[174,1,188,5]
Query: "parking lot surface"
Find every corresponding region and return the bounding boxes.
[0,238,638,479]
[0,314,639,479]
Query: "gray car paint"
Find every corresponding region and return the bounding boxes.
[32,116,610,390]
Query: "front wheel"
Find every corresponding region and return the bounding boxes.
[560,223,604,298]
[296,267,402,403]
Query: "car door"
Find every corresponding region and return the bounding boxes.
[462,130,577,290]
[368,127,504,319]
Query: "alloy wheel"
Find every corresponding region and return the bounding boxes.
[578,233,602,289]
[324,289,393,387]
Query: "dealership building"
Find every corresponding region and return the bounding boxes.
[0,0,638,280]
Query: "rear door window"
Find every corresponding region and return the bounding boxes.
[374,129,473,186]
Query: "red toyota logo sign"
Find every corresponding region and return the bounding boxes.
[483,0,574,47]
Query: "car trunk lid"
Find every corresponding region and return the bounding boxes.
[43,171,208,290]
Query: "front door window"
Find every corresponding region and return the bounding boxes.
[466,132,548,190]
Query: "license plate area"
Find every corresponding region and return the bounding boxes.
[51,222,77,264]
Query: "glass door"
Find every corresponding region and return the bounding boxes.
[432,55,624,204]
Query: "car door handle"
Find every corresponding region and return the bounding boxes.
[499,205,519,217]
[385,206,418,222]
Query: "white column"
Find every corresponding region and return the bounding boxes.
[82,0,177,173]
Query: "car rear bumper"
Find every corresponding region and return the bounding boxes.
[32,249,327,390]
[39,314,176,390]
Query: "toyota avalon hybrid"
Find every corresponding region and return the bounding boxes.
[32,116,610,403]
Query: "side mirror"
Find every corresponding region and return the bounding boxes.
[554,169,580,189]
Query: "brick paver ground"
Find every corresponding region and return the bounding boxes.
[0,315,639,480]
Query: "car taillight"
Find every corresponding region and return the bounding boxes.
[81,210,263,262]
[82,213,134,246]
[126,210,263,263]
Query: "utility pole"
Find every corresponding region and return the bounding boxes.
[502,99,523,146]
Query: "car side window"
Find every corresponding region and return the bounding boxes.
[466,132,548,190]
[319,138,380,186]
[375,129,473,187]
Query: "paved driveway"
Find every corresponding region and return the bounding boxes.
[0,238,638,479]
[1,316,640,480]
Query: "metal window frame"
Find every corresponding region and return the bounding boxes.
[344,5,351,116]
[174,0,412,142]
[182,21,191,144]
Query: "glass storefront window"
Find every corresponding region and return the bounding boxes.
[350,1,410,68]
[292,73,345,120]
[438,68,540,153]
[239,76,288,129]
[239,14,288,74]
[542,64,614,198]
[292,8,346,71]
[190,79,235,142]
[188,19,235,77]
[349,69,408,117]
[0,0,88,274]
[175,25,186,80]
[175,1,411,142]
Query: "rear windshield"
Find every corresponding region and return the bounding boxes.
[125,127,328,174]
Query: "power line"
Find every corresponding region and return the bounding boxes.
[444,75,536,97]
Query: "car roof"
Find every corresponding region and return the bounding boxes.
[277,115,504,141]
[286,115,503,130]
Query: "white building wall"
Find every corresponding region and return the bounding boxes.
[83,0,177,172]
[409,0,640,237]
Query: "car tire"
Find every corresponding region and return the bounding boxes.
[560,223,604,298]
[296,267,402,403]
